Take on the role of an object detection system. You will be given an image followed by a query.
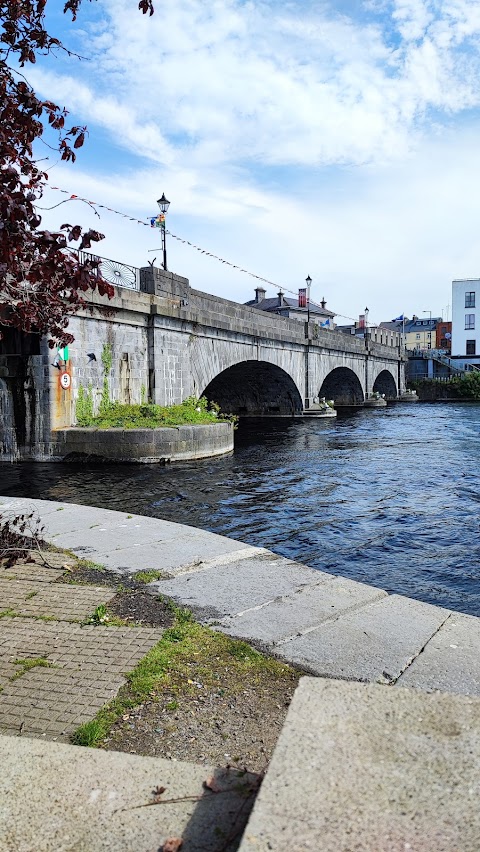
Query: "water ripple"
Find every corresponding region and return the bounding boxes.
[1,403,479,616]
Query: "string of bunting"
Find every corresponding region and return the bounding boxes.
[46,186,366,323]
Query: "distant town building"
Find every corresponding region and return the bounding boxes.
[436,320,452,353]
[244,287,335,327]
[380,316,441,351]
[451,279,480,359]
[337,315,400,348]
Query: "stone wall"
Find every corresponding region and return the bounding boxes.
[48,422,233,463]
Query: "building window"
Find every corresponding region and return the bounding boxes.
[465,292,476,308]
[441,326,447,334]
[416,333,421,339]
[427,332,431,338]
[466,340,476,355]
[465,314,475,329]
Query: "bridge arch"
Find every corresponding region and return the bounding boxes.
[372,369,398,399]
[201,361,303,416]
[318,367,364,406]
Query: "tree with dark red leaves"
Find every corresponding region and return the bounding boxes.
[0,0,154,347]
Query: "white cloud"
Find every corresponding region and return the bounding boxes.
[29,0,480,325]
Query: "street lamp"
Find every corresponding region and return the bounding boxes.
[306,275,312,325]
[156,193,170,271]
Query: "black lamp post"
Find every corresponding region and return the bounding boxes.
[156,193,170,271]
[306,275,312,325]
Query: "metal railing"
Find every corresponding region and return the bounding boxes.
[412,349,480,374]
[78,251,140,290]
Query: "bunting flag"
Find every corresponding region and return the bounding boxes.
[43,185,363,324]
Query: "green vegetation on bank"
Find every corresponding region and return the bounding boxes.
[71,604,297,748]
[75,395,235,429]
[409,372,480,400]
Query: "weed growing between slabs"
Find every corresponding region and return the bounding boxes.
[71,602,299,753]
[133,570,165,583]
[10,658,55,681]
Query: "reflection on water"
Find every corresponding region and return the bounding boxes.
[1,403,480,616]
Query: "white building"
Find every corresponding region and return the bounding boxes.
[452,278,480,361]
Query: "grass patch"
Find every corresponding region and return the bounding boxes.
[71,606,297,748]
[25,590,38,600]
[75,559,106,572]
[133,570,165,584]
[10,657,54,681]
[75,396,236,429]
[83,603,127,627]
[0,609,19,619]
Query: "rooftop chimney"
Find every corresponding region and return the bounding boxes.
[255,286,266,303]
[277,290,284,307]
[321,297,326,310]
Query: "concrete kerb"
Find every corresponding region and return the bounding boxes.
[2,496,480,697]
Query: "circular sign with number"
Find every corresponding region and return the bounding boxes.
[60,372,71,389]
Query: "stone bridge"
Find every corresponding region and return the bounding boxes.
[0,264,405,459]
[141,266,404,415]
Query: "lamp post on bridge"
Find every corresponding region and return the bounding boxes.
[306,275,312,326]
[156,193,170,271]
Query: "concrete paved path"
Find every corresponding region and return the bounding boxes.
[0,546,162,740]
[1,496,480,696]
[0,734,258,852]
[239,678,480,852]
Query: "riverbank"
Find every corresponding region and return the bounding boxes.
[408,374,480,401]
[2,496,479,695]
[2,497,480,851]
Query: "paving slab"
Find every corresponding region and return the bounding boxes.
[277,594,451,683]
[239,677,480,852]
[0,497,252,574]
[0,619,162,738]
[0,497,67,518]
[153,553,332,620]
[0,578,115,621]
[398,611,480,696]
[216,576,387,646]
[0,734,258,852]
[1,564,65,582]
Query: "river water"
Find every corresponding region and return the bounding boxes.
[1,402,479,616]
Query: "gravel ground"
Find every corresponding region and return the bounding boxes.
[104,665,297,772]
[59,558,300,773]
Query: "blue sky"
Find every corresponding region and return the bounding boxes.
[32,0,480,324]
